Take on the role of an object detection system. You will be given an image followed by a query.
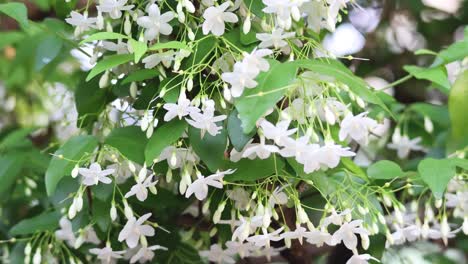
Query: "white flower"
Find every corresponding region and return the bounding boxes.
[163,92,199,121]
[102,41,129,54]
[225,241,255,258]
[227,188,252,210]
[242,136,279,159]
[185,170,235,200]
[256,28,295,49]
[346,253,379,264]
[186,106,227,137]
[125,176,158,202]
[130,245,167,263]
[118,213,155,248]
[281,225,309,244]
[202,2,238,36]
[142,51,175,69]
[305,228,333,247]
[260,119,297,146]
[232,216,254,242]
[322,209,352,227]
[246,227,284,248]
[279,136,311,161]
[331,220,369,250]
[339,112,378,144]
[89,246,125,264]
[200,244,236,264]
[316,143,355,169]
[242,48,273,75]
[55,217,76,246]
[387,132,424,159]
[269,186,288,206]
[157,146,199,169]
[79,163,115,186]
[75,226,100,248]
[221,61,258,98]
[326,0,351,32]
[137,4,175,41]
[98,0,134,19]
[65,11,97,35]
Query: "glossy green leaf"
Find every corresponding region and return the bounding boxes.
[122,69,159,84]
[0,2,29,28]
[367,160,404,180]
[79,32,129,45]
[404,65,451,93]
[292,59,393,117]
[448,70,468,151]
[418,158,456,199]
[129,39,148,63]
[227,109,255,151]
[35,35,63,71]
[105,126,148,164]
[86,54,133,81]
[10,211,61,236]
[145,119,187,164]
[45,135,98,196]
[433,40,468,66]
[410,103,450,127]
[0,153,27,198]
[188,125,227,172]
[148,41,191,51]
[225,156,285,181]
[235,60,298,133]
[75,77,112,128]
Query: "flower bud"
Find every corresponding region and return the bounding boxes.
[32,248,41,264]
[424,116,434,133]
[213,202,226,224]
[71,165,79,178]
[99,71,109,88]
[110,203,117,221]
[243,14,251,34]
[166,169,173,183]
[130,82,138,98]
[124,14,132,36]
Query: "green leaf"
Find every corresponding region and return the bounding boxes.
[145,119,187,164]
[410,103,450,127]
[404,65,451,93]
[448,70,468,152]
[433,40,468,66]
[79,32,129,45]
[148,41,191,51]
[243,0,266,18]
[0,2,29,29]
[188,125,227,172]
[0,31,24,49]
[449,158,468,170]
[0,128,34,151]
[45,135,98,196]
[235,60,298,133]
[35,35,63,71]
[292,59,393,117]
[181,35,217,68]
[0,153,27,198]
[75,77,113,128]
[10,211,61,236]
[105,126,147,164]
[225,156,285,181]
[418,158,456,199]
[86,54,133,81]
[227,109,255,151]
[367,160,404,180]
[129,39,148,63]
[122,69,159,85]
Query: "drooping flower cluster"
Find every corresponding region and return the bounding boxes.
[6,0,465,263]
